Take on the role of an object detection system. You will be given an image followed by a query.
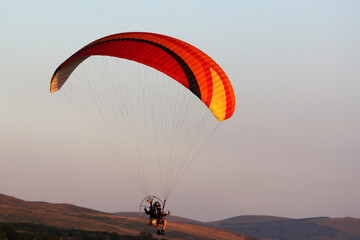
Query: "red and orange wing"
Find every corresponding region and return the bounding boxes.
[50,32,235,121]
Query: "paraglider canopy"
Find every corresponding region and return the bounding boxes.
[50,32,235,121]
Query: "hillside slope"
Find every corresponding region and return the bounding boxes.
[0,193,255,240]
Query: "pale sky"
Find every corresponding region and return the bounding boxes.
[1,0,360,222]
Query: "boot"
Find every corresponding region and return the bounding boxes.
[161,229,165,235]
[157,229,161,235]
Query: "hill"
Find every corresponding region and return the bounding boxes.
[3,193,360,240]
[0,193,255,240]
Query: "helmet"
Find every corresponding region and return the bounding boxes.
[154,201,161,207]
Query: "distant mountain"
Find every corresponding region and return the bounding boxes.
[207,215,292,224]
[0,193,255,240]
[207,215,360,240]
[207,216,335,240]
